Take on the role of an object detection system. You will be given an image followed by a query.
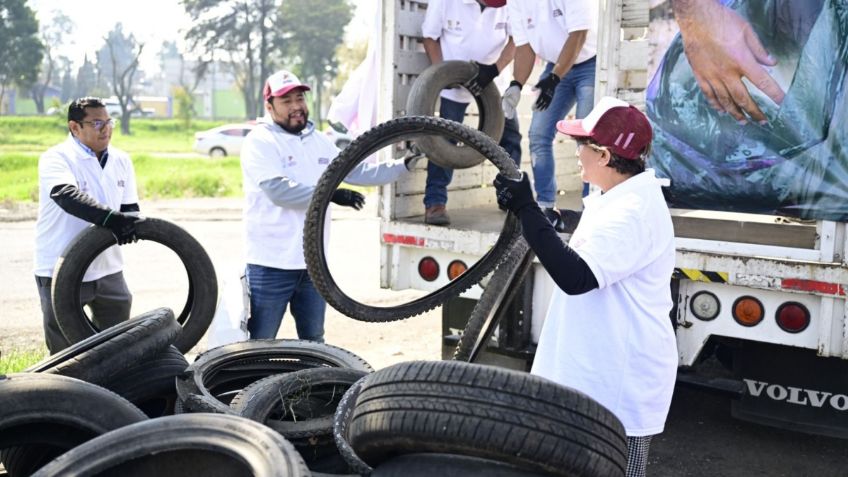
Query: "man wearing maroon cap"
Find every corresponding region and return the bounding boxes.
[493,97,676,477]
[240,70,411,342]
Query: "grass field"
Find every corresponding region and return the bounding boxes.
[0,347,47,374]
[0,116,243,202]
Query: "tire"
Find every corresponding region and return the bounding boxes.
[304,116,521,323]
[0,373,147,477]
[371,453,551,477]
[406,60,504,169]
[453,238,534,362]
[333,376,373,476]
[104,345,189,418]
[51,217,218,353]
[209,147,227,157]
[30,413,310,477]
[176,339,373,414]
[348,360,628,477]
[25,307,180,386]
[231,367,369,473]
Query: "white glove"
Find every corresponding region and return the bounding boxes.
[501,81,522,119]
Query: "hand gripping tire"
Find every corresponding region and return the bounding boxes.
[348,360,628,477]
[453,237,534,362]
[51,218,218,353]
[406,60,505,169]
[176,339,374,414]
[304,116,521,323]
[30,414,310,477]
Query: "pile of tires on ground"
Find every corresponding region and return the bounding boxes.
[1,307,627,476]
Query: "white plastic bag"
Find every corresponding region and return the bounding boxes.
[207,270,250,348]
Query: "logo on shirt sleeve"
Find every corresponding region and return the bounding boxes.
[318,157,330,165]
[495,22,507,30]
[526,17,535,29]
[447,19,462,31]
[552,9,563,17]
[285,155,296,167]
[117,179,125,188]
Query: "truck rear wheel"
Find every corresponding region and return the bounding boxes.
[304,116,521,322]
[406,60,504,169]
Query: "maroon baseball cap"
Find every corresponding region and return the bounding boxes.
[556,97,653,160]
[481,0,507,7]
[263,70,311,101]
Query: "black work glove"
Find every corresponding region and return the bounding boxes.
[493,172,537,214]
[331,188,365,210]
[102,211,143,245]
[533,72,561,111]
[464,61,500,96]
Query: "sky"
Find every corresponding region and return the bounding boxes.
[28,0,377,74]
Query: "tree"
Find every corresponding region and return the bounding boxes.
[31,10,74,113]
[74,55,97,99]
[0,0,43,114]
[183,0,283,119]
[279,0,353,123]
[96,24,144,135]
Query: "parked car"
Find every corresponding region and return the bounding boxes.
[325,121,353,150]
[193,123,256,157]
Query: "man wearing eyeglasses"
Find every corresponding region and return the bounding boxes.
[33,97,142,353]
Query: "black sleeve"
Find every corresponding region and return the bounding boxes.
[517,205,599,295]
[50,184,111,225]
[120,203,140,213]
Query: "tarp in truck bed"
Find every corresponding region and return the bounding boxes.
[647,0,847,221]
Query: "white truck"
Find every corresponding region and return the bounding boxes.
[373,0,848,438]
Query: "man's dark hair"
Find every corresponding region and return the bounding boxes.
[68,97,106,123]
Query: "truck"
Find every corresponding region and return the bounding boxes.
[372,0,848,439]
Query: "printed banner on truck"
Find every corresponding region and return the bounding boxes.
[646,0,847,220]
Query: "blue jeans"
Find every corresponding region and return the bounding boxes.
[529,57,596,207]
[246,264,326,342]
[424,97,523,208]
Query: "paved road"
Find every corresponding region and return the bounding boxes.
[1,198,846,475]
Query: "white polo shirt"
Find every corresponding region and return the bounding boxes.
[241,118,407,270]
[421,0,511,104]
[34,135,138,281]
[508,0,597,66]
[531,170,677,437]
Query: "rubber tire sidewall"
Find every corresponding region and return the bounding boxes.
[406,60,505,169]
[51,218,218,353]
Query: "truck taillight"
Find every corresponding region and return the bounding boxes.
[775,302,810,333]
[732,296,764,327]
[690,291,720,321]
[447,260,467,280]
[418,257,439,282]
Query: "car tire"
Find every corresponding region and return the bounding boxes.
[176,339,373,414]
[103,345,188,418]
[30,414,310,477]
[51,218,218,353]
[209,147,227,157]
[25,307,181,386]
[0,373,147,477]
[453,237,534,362]
[348,360,628,477]
[406,60,504,169]
[303,115,522,323]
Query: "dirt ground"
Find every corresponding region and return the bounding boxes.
[0,195,443,368]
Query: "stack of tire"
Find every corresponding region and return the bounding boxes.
[333,360,628,477]
[0,308,371,476]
